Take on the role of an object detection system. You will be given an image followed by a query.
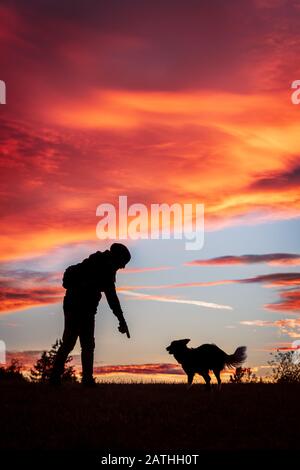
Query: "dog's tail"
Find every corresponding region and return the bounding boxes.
[225,346,247,368]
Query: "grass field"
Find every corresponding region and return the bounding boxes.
[1,381,299,453]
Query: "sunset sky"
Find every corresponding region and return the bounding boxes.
[1,0,300,382]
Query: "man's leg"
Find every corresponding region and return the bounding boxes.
[79,313,96,385]
[50,308,78,384]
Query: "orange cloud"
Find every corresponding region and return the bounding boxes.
[241,318,300,337]
[1,87,300,261]
[0,2,299,276]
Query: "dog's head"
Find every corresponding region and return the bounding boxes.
[166,338,190,355]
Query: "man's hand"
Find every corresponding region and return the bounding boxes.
[118,318,130,338]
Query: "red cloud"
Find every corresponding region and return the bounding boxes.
[1,1,300,320]
[1,262,299,314]
[118,280,234,290]
[1,96,300,262]
[119,273,300,291]
[265,289,300,313]
[119,272,300,314]
[0,286,62,314]
[240,273,300,287]
[92,363,232,378]
[186,253,300,266]
[122,266,173,274]
[93,363,184,376]
[5,350,46,370]
[1,90,300,262]
[5,349,80,371]
[2,356,239,380]
[251,164,300,191]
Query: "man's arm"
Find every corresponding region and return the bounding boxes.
[104,285,130,338]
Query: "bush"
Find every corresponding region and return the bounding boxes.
[230,367,258,383]
[269,350,300,383]
[0,359,26,382]
[30,339,78,383]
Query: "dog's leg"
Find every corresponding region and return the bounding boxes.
[202,371,211,391]
[213,369,222,391]
[186,373,194,390]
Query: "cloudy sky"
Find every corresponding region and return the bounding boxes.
[0,0,300,381]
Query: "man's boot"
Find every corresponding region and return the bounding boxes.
[81,348,96,387]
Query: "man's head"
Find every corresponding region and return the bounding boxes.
[110,243,131,269]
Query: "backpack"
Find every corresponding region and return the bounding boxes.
[62,251,108,289]
[62,263,83,289]
[62,251,113,290]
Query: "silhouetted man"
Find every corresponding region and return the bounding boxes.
[50,243,131,386]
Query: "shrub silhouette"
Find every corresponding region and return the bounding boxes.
[230,367,258,383]
[30,339,78,383]
[0,359,26,382]
[269,350,300,383]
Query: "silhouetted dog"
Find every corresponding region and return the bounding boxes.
[166,339,247,390]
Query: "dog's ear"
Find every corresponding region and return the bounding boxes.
[182,338,190,345]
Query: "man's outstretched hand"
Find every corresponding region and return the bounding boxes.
[118,319,130,338]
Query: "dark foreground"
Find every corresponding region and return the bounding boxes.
[1,382,299,456]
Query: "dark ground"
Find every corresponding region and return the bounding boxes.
[1,381,299,460]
